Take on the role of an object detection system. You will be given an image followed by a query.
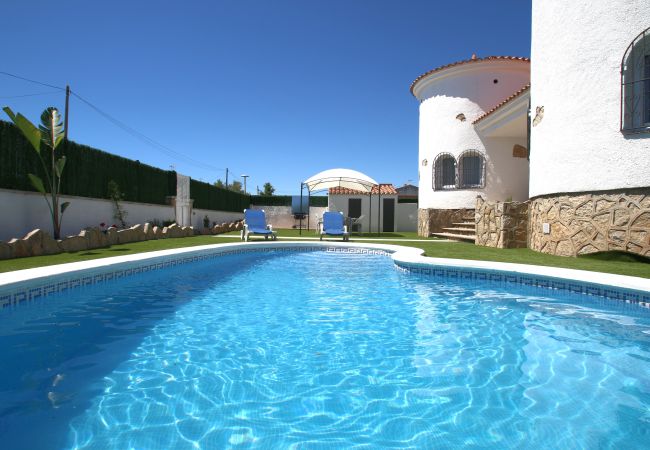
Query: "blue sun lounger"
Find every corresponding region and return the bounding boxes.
[241,209,277,242]
[320,211,349,241]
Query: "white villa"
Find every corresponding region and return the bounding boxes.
[412,0,650,257]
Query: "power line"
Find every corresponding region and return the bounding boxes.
[0,90,62,99]
[70,91,227,173]
[0,70,228,175]
[0,71,65,91]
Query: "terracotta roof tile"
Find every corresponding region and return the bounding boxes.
[472,84,530,124]
[329,184,398,195]
[410,56,530,96]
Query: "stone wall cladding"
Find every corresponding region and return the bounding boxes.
[418,208,474,237]
[475,197,529,248]
[529,189,650,257]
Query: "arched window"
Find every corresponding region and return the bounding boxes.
[433,153,456,190]
[458,150,485,188]
[622,27,650,133]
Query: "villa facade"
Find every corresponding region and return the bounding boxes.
[413,0,650,257]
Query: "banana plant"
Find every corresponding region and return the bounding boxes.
[3,106,70,239]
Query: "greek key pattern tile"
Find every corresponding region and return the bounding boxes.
[395,263,650,309]
[0,247,390,309]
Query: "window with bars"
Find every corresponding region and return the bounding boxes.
[622,27,650,133]
[458,150,485,188]
[433,153,456,190]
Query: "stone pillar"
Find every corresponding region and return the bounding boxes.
[528,188,650,257]
[175,174,193,227]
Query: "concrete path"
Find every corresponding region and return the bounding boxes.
[212,235,451,243]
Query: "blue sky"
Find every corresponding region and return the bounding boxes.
[2,1,531,195]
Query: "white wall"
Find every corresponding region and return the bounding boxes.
[250,205,326,230]
[0,188,244,241]
[191,208,244,230]
[415,60,530,209]
[529,0,650,197]
[396,203,418,232]
[328,194,404,232]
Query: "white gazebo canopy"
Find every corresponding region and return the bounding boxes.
[303,168,378,193]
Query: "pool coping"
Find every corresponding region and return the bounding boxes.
[0,241,649,307]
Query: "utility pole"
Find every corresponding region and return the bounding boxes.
[64,85,70,140]
[225,168,229,188]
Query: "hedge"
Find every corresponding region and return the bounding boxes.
[251,195,328,207]
[190,179,250,212]
[0,120,176,205]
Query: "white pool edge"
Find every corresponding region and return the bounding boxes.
[0,240,648,296]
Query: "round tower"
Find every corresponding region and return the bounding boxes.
[411,56,530,237]
[528,0,650,256]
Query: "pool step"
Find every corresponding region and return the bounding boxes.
[431,232,476,242]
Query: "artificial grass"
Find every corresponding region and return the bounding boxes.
[0,232,648,279]
[0,236,219,273]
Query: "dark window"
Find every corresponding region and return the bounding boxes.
[458,150,485,188]
[433,153,456,190]
[621,27,650,133]
[348,198,362,218]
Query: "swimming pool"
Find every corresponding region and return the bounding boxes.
[1,245,650,448]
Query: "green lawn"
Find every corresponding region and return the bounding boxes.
[0,232,648,279]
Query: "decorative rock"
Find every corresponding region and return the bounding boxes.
[475,197,529,249]
[79,228,104,249]
[129,224,145,241]
[59,236,87,253]
[22,229,44,256]
[117,228,135,244]
[0,241,14,259]
[106,227,118,246]
[161,226,169,238]
[9,238,30,258]
[41,232,62,255]
[143,223,155,240]
[152,226,160,238]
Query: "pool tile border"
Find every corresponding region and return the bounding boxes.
[393,263,650,308]
[0,246,390,309]
[0,241,648,311]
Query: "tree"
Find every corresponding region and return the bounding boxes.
[107,180,128,228]
[261,182,275,196]
[230,180,244,194]
[3,106,69,239]
[214,179,244,193]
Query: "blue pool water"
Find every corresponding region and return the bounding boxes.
[1,250,650,449]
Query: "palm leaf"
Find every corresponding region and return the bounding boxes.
[28,173,47,194]
[38,107,64,150]
[60,202,70,215]
[3,107,42,153]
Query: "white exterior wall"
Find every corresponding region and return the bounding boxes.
[250,205,326,230]
[328,194,403,232]
[396,203,418,232]
[0,188,243,241]
[482,137,530,201]
[415,61,530,209]
[529,0,650,197]
[191,208,244,230]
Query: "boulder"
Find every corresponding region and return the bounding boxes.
[59,236,87,253]
[117,228,135,244]
[234,222,242,230]
[181,226,192,237]
[41,232,62,255]
[143,223,155,240]
[79,227,105,249]
[152,226,161,238]
[129,224,145,241]
[161,226,169,238]
[0,241,14,260]
[106,227,118,246]
[22,229,44,256]
[9,238,30,258]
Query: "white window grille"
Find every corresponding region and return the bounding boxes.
[622,27,650,133]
